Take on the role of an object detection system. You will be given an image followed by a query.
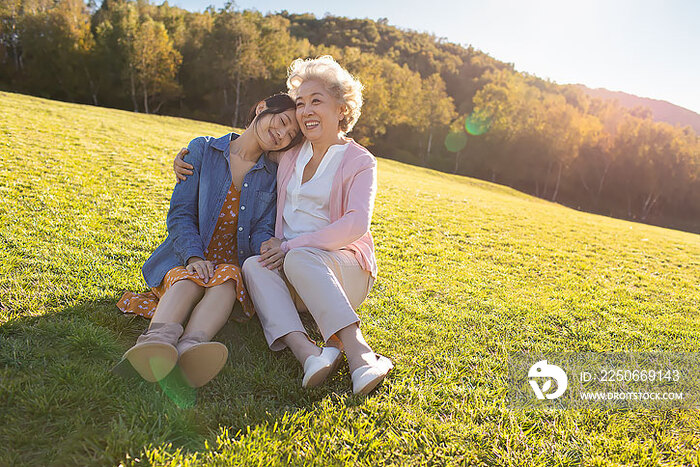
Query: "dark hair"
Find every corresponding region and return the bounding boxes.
[245,93,303,152]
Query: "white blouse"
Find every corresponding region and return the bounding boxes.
[283,140,348,240]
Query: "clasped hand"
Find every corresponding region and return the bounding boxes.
[259,238,285,270]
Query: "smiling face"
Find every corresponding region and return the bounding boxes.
[254,108,300,151]
[294,79,345,145]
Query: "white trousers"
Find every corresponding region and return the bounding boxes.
[242,247,374,351]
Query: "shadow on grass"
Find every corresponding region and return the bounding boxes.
[0,296,358,465]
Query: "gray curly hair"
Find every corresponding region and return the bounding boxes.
[286,55,364,133]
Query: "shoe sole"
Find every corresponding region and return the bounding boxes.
[179,342,228,388]
[302,352,343,389]
[355,371,389,395]
[353,355,394,395]
[303,351,342,389]
[303,365,330,388]
[124,343,178,382]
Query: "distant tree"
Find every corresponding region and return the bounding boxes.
[92,0,139,109]
[471,69,542,183]
[0,0,23,78]
[7,0,93,101]
[247,12,309,108]
[175,9,214,118]
[608,116,698,221]
[131,17,181,114]
[204,9,267,126]
[540,93,599,202]
[573,98,625,209]
[417,73,456,166]
[314,47,399,141]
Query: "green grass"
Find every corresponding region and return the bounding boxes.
[1,90,699,466]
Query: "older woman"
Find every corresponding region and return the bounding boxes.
[175,56,392,394]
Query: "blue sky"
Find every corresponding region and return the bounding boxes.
[168,0,700,114]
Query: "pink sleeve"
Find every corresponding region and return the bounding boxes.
[281,160,376,252]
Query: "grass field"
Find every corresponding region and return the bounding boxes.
[1,90,699,466]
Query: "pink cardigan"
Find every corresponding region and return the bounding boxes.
[275,140,378,278]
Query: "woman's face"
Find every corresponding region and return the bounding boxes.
[255,108,300,151]
[294,80,344,143]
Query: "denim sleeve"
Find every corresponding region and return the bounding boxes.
[166,137,206,265]
[249,191,277,256]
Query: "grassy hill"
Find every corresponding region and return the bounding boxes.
[1,91,699,466]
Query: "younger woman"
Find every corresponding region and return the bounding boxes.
[117,94,302,387]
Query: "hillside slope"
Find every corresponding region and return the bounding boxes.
[578,85,700,132]
[1,92,699,466]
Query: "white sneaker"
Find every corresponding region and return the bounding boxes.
[351,354,393,395]
[302,346,342,388]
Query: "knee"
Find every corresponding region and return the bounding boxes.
[207,279,236,295]
[242,255,264,276]
[283,248,319,279]
[169,279,205,301]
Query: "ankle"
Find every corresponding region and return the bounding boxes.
[299,342,322,363]
[180,331,209,343]
[284,332,321,364]
[135,322,183,346]
[326,335,344,352]
[346,351,377,373]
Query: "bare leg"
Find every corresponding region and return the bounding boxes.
[182,280,237,340]
[335,323,376,373]
[283,331,322,364]
[151,280,204,326]
[326,334,344,351]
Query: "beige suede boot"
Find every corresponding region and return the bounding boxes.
[123,322,183,382]
[176,331,228,388]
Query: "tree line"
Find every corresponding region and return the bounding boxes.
[2,0,698,231]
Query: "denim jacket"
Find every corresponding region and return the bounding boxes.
[141,133,277,288]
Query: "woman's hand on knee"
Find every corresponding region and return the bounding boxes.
[260,237,282,252]
[186,257,215,283]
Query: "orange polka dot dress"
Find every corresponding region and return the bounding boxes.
[117,184,254,322]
